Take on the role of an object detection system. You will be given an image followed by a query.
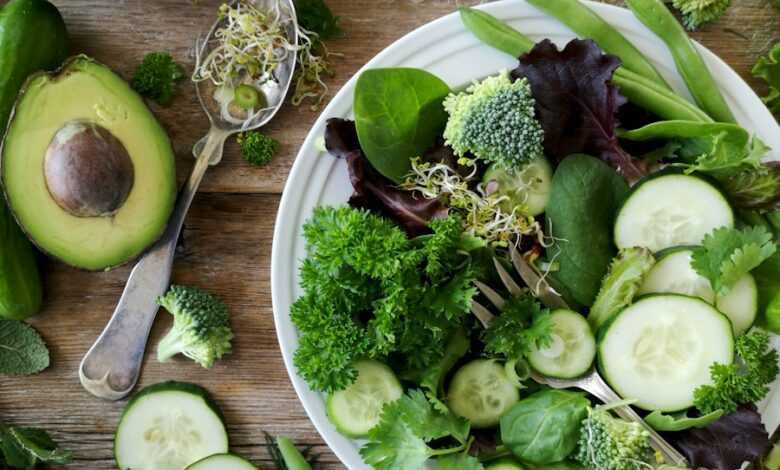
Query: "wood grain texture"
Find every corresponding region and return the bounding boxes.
[0,0,778,468]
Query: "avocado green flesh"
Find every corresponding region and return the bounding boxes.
[2,57,176,270]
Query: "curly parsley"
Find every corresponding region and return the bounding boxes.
[482,294,552,361]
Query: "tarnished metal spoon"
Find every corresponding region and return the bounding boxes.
[79,0,298,400]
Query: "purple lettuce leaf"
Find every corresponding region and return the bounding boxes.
[667,404,771,470]
[324,118,448,236]
[511,39,648,182]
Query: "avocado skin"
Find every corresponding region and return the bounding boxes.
[0,0,68,318]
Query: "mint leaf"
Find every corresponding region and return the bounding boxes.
[0,424,71,468]
[0,320,49,375]
[691,226,777,295]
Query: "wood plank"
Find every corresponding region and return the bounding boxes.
[0,193,340,469]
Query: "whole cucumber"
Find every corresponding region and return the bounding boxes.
[0,0,68,319]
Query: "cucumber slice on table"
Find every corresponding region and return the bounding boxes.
[639,248,758,335]
[482,156,553,216]
[115,381,229,470]
[614,173,733,252]
[598,294,734,411]
[326,359,402,438]
[528,309,595,379]
[186,453,257,470]
[447,359,520,428]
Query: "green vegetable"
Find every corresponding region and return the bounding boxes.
[292,209,477,392]
[458,7,711,123]
[573,403,653,470]
[359,389,470,470]
[752,42,780,114]
[753,252,780,333]
[545,155,630,306]
[0,422,72,467]
[670,0,731,30]
[691,226,778,296]
[721,164,780,210]
[693,329,780,414]
[625,0,736,123]
[156,285,234,368]
[233,84,263,110]
[294,0,341,40]
[0,319,49,375]
[437,452,484,470]
[525,0,671,90]
[588,248,655,330]
[273,436,313,470]
[644,409,724,431]
[483,294,552,361]
[500,390,589,464]
[619,121,767,176]
[443,70,544,170]
[354,68,450,183]
[237,131,280,167]
[131,52,184,106]
[414,328,470,410]
[0,0,66,320]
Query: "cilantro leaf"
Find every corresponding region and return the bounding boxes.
[693,330,780,414]
[0,320,49,376]
[0,424,71,468]
[691,226,777,296]
[360,390,469,470]
[483,295,552,360]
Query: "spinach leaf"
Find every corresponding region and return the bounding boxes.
[354,68,450,183]
[545,154,630,306]
[645,409,724,432]
[500,389,589,464]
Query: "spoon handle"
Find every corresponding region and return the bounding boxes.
[79,128,229,400]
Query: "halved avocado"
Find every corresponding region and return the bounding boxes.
[1,55,176,270]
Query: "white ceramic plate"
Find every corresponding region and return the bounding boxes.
[271,1,780,467]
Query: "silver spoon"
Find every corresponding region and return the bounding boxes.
[79,0,298,400]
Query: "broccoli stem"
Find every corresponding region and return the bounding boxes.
[156,328,186,363]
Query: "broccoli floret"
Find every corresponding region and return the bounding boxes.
[574,404,654,470]
[131,52,185,106]
[443,70,544,170]
[238,132,280,166]
[671,0,731,31]
[156,285,233,368]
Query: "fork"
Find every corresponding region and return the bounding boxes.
[472,245,689,467]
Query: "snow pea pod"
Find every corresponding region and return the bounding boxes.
[625,0,736,123]
[526,0,671,92]
[458,7,711,123]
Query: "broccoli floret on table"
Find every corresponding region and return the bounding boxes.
[156,285,233,369]
[574,404,654,470]
[443,70,544,171]
[131,52,185,106]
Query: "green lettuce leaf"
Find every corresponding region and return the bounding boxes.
[753,42,780,114]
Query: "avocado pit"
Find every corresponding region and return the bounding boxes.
[44,121,134,217]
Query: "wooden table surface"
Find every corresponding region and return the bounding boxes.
[0,0,777,468]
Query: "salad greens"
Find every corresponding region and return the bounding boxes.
[644,409,724,432]
[694,329,779,414]
[0,319,49,375]
[545,155,629,306]
[500,390,589,464]
[354,68,450,183]
[691,226,777,296]
[753,42,780,115]
[291,3,780,470]
[0,423,72,468]
[588,248,655,329]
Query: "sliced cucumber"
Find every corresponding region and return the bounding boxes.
[614,173,733,252]
[115,381,229,470]
[598,294,734,411]
[528,309,595,379]
[447,359,520,428]
[638,248,758,335]
[482,157,553,216]
[326,359,402,438]
[186,453,257,470]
